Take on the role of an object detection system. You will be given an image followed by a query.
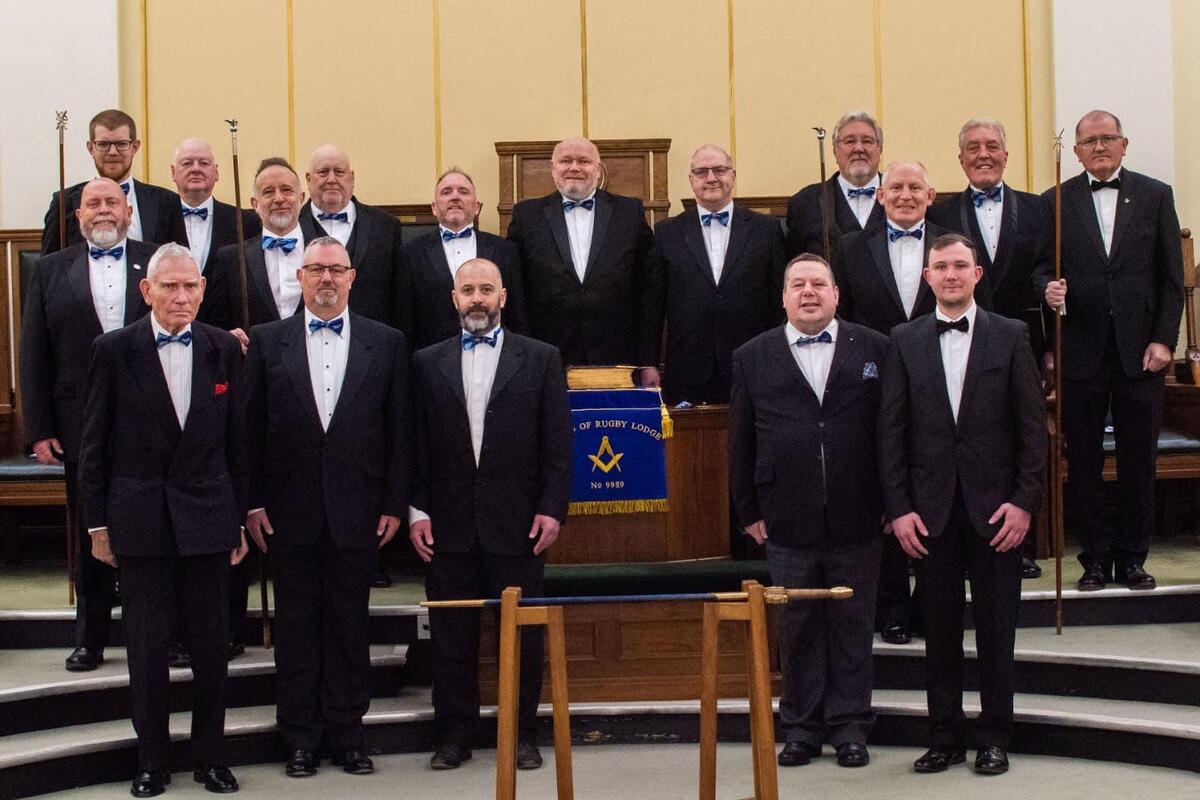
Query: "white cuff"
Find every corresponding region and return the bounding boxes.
[408,506,430,525]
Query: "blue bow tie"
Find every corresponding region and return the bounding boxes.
[794,330,832,347]
[441,226,473,243]
[308,317,344,335]
[181,206,208,220]
[701,210,730,227]
[887,224,923,242]
[846,186,875,199]
[461,329,499,350]
[119,181,131,196]
[562,198,595,212]
[156,331,192,349]
[262,235,298,254]
[318,211,349,222]
[90,245,124,260]
[970,186,1002,207]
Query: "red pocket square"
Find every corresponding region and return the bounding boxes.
[214,383,228,396]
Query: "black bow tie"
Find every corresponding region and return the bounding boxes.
[1091,178,1121,192]
[936,317,969,335]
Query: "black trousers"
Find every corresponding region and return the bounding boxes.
[272,529,375,753]
[914,491,1021,749]
[64,462,115,650]
[875,533,913,630]
[766,533,880,748]
[121,552,230,770]
[426,546,545,747]
[174,547,254,649]
[1062,330,1165,572]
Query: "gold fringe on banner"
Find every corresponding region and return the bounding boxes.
[569,499,670,516]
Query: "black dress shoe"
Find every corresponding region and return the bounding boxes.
[881,623,912,645]
[430,743,472,770]
[777,741,820,767]
[194,764,239,793]
[913,746,967,773]
[168,644,191,669]
[284,749,318,777]
[1021,556,1042,579]
[371,567,392,589]
[332,749,375,775]
[835,742,869,767]
[1117,565,1156,591]
[1076,564,1106,591]
[65,646,104,672]
[226,642,245,660]
[516,740,543,770]
[974,744,1009,774]
[130,769,170,797]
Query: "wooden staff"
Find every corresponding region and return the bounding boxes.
[422,585,853,609]
[1184,232,1200,384]
[225,118,270,649]
[813,126,831,263]
[1052,130,1065,635]
[55,111,74,604]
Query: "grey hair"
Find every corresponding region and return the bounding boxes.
[833,110,883,149]
[1075,109,1124,139]
[880,160,930,185]
[689,144,734,168]
[958,117,1007,151]
[146,243,199,281]
[304,235,344,254]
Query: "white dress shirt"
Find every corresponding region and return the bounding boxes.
[838,173,880,229]
[120,177,144,242]
[150,317,193,427]
[886,220,926,319]
[264,225,304,319]
[304,309,350,431]
[697,201,733,283]
[786,319,837,404]
[970,183,1004,262]
[87,237,128,332]
[563,192,596,282]
[936,302,978,422]
[311,202,357,247]
[1087,167,1122,256]
[182,196,215,271]
[440,224,477,275]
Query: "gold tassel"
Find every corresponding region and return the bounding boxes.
[660,403,673,439]
[568,499,671,516]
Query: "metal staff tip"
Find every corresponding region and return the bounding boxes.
[224,118,239,132]
[812,126,826,140]
[55,111,68,129]
[1052,129,1064,155]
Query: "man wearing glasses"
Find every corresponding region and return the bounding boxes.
[641,144,787,405]
[1037,110,1184,592]
[42,109,187,255]
[244,237,410,778]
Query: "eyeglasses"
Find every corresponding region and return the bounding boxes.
[91,140,134,152]
[302,264,352,277]
[1076,134,1124,149]
[690,166,733,178]
[835,137,879,148]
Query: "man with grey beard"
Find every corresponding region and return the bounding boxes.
[244,237,410,778]
[22,177,157,671]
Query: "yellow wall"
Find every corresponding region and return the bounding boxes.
[117,0,1194,237]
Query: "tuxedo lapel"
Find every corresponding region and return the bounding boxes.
[913,233,934,316]
[327,319,372,434]
[246,242,280,322]
[67,249,104,338]
[585,192,614,278]
[180,325,217,436]
[134,181,160,241]
[1065,175,1109,262]
[300,205,327,242]
[542,196,575,277]
[423,235,454,292]
[681,215,717,287]
[774,327,819,401]
[130,319,182,436]
[868,230,905,315]
[956,309,991,432]
[988,188,1018,289]
[831,176,859,233]
[476,230,496,263]
[1108,172,1136,261]
[437,338,467,411]
[123,252,147,325]
[281,316,324,431]
[823,324,859,398]
[347,199,372,267]
[719,208,752,284]
[488,332,526,407]
[918,315,956,428]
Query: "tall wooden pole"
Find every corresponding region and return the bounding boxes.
[55,111,74,604]
[814,127,831,263]
[1052,130,1065,635]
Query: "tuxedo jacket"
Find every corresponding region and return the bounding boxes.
[300,199,406,328]
[20,240,156,460]
[927,185,1053,350]
[729,320,889,548]
[641,205,787,386]
[507,189,654,366]
[878,309,1046,539]
[832,220,949,336]
[244,312,411,549]
[412,330,572,556]
[78,318,246,558]
[400,229,529,350]
[202,199,262,274]
[1034,170,1184,380]
[785,173,885,258]
[201,236,303,330]
[41,179,188,255]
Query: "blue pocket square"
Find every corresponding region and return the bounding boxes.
[862,361,878,380]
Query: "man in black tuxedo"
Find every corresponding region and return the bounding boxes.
[880,233,1045,776]
[202,158,307,338]
[1038,110,1184,591]
[170,138,261,276]
[401,168,528,349]
[41,109,187,255]
[927,117,1054,580]
[642,145,787,405]
[786,111,886,259]
[833,160,949,644]
[507,137,655,376]
[299,145,406,328]
[244,237,410,778]
[409,258,572,772]
[78,243,248,797]
[21,178,156,672]
[730,254,888,769]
